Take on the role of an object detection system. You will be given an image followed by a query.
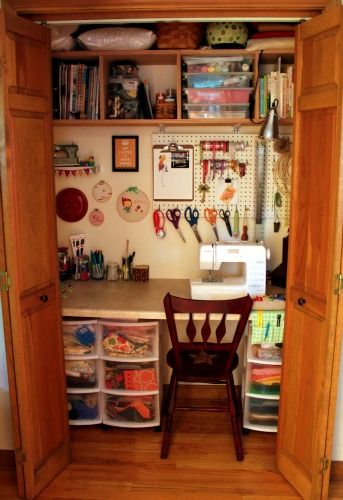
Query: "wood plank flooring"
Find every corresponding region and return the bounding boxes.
[1,408,343,499]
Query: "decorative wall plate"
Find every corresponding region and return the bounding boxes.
[56,188,88,222]
[116,186,150,222]
[89,208,105,226]
[92,180,112,202]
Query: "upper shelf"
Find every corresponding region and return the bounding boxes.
[52,48,294,126]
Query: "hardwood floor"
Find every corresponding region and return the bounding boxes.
[1,388,343,499]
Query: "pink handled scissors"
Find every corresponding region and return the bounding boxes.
[204,208,219,241]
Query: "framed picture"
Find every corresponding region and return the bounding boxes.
[153,144,194,201]
[112,136,139,172]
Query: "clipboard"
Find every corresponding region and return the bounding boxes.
[153,144,194,201]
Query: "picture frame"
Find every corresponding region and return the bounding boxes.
[112,136,139,172]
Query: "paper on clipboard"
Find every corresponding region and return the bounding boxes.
[153,144,194,201]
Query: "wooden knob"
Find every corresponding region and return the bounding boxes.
[297,297,306,306]
[40,294,48,303]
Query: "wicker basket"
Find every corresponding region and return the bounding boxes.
[154,102,177,119]
[155,22,204,49]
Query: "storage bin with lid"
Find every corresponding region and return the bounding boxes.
[183,103,249,119]
[183,56,253,74]
[184,87,252,104]
[184,72,253,89]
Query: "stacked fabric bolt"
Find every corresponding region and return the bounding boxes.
[250,364,281,395]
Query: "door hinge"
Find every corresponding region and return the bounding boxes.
[15,448,26,465]
[0,271,11,292]
[320,456,330,475]
[334,274,343,295]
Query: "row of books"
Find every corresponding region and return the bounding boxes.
[52,61,100,120]
[259,65,294,119]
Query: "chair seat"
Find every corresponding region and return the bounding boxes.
[166,348,239,381]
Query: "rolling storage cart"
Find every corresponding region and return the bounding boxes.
[99,320,161,428]
[242,311,284,432]
[62,319,102,425]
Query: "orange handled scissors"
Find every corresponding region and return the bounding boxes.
[204,208,219,242]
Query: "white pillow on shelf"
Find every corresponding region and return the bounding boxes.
[77,27,157,51]
[245,37,295,51]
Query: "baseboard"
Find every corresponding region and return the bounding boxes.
[0,449,15,468]
[331,461,343,480]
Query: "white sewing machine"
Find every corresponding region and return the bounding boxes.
[190,242,267,300]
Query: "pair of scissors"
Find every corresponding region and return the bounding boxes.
[184,206,202,243]
[219,209,232,237]
[204,208,219,241]
[166,208,186,243]
[153,208,166,239]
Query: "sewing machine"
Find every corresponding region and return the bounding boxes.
[190,242,267,300]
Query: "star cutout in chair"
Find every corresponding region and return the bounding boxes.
[189,350,218,365]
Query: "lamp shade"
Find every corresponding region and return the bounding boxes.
[258,99,279,140]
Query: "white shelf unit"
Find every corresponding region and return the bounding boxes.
[62,319,161,427]
[98,320,161,429]
[62,319,102,425]
[242,316,283,433]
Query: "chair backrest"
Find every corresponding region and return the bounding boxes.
[163,293,253,372]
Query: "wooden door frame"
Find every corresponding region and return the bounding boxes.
[7,0,340,21]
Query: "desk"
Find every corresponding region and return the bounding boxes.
[61,279,285,318]
[61,279,285,427]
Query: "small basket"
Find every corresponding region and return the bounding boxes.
[154,102,177,119]
[155,22,204,49]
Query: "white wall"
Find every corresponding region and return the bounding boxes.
[54,124,290,278]
[0,298,13,450]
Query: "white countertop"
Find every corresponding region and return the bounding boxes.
[61,279,285,320]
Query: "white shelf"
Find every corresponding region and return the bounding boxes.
[247,357,282,365]
[67,386,100,394]
[245,392,280,400]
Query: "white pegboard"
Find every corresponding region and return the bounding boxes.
[152,133,291,222]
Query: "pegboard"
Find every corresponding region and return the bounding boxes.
[152,133,291,221]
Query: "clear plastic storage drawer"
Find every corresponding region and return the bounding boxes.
[102,360,158,392]
[62,320,98,357]
[102,393,160,427]
[184,73,253,89]
[65,359,98,389]
[98,321,159,360]
[184,87,252,104]
[67,391,101,425]
[184,103,250,119]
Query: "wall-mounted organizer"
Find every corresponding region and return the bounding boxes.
[152,133,291,222]
[62,318,161,428]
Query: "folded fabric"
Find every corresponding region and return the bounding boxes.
[124,368,157,391]
[245,38,295,51]
[250,31,295,39]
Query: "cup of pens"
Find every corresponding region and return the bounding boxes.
[91,250,105,280]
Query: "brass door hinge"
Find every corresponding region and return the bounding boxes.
[334,274,343,295]
[15,448,26,465]
[0,271,11,292]
[320,456,330,475]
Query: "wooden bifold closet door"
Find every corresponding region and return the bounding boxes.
[0,4,70,498]
[276,6,343,500]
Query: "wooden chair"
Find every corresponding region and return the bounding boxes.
[161,293,253,460]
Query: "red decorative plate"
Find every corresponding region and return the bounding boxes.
[56,188,88,222]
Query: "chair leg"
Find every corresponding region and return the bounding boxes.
[226,375,244,461]
[161,371,178,459]
[162,371,176,416]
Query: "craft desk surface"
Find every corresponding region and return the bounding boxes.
[61,279,285,319]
